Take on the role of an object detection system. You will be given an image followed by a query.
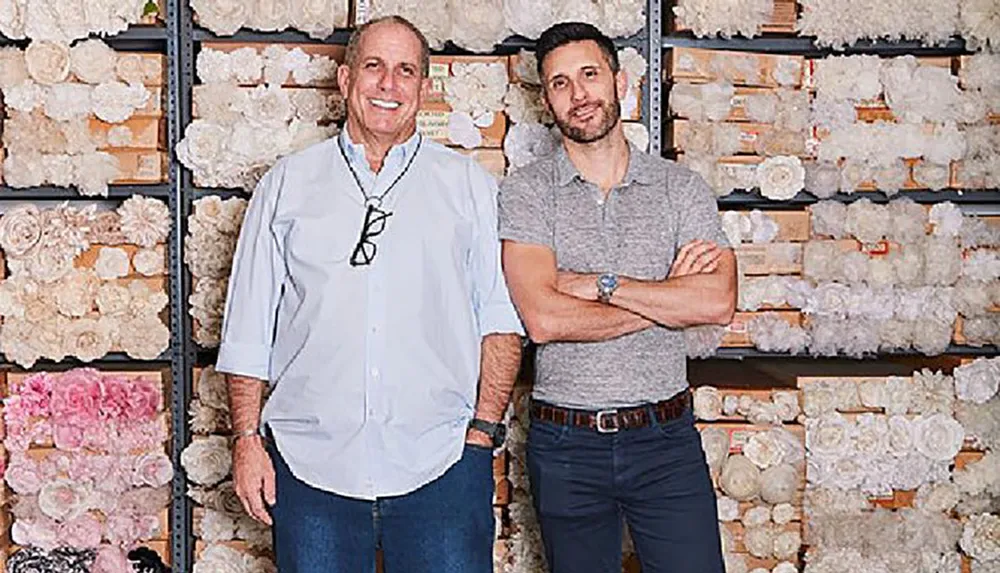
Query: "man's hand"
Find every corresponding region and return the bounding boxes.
[669,240,724,278]
[232,436,276,525]
[465,427,494,448]
[556,271,599,300]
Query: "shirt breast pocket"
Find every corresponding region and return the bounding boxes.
[287,218,358,267]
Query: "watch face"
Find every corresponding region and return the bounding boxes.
[599,274,618,290]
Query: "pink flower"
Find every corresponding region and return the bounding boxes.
[11,518,59,550]
[92,544,132,573]
[50,369,102,427]
[16,373,54,417]
[136,514,161,539]
[38,478,89,521]
[53,424,85,451]
[125,378,162,421]
[57,514,102,548]
[5,455,42,495]
[131,452,174,488]
[100,376,131,420]
[81,422,112,452]
[104,513,139,547]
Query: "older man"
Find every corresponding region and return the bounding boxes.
[499,22,736,573]
[214,16,523,573]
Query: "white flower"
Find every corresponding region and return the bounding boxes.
[70,39,115,84]
[246,0,290,32]
[954,358,1000,404]
[772,503,796,525]
[960,0,1000,52]
[119,196,170,247]
[192,0,248,36]
[772,391,800,422]
[115,53,146,85]
[912,413,964,462]
[701,427,731,473]
[773,530,801,561]
[200,509,237,542]
[120,315,170,360]
[806,413,854,457]
[74,152,119,197]
[961,514,1000,562]
[0,204,42,256]
[182,436,232,486]
[745,431,784,469]
[92,81,150,123]
[884,376,913,416]
[717,496,740,521]
[720,454,761,501]
[38,478,89,521]
[693,386,723,421]
[24,40,69,85]
[290,0,346,38]
[133,246,165,276]
[94,247,130,280]
[755,156,805,200]
[193,543,253,573]
[673,0,774,38]
[64,318,113,362]
[760,463,798,504]
[623,122,650,152]
[915,481,960,513]
[42,83,92,121]
[744,525,774,558]
[858,379,886,409]
[447,112,482,149]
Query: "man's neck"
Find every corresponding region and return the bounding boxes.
[563,127,630,195]
[346,119,416,173]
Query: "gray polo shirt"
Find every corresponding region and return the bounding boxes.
[498,144,729,409]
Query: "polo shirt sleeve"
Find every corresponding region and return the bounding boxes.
[498,168,555,249]
[672,167,731,250]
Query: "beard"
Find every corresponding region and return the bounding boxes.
[554,93,621,144]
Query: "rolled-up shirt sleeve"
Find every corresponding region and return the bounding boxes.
[468,161,525,337]
[215,165,287,380]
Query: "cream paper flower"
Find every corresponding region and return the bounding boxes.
[743,506,771,527]
[43,82,93,121]
[449,0,506,53]
[448,112,482,150]
[192,0,248,36]
[25,40,70,85]
[807,413,854,457]
[92,81,150,123]
[744,431,784,469]
[915,481,960,513]
[200,508,237,542]
[0,0,26,39]
[717,496,740,521]
[106,125,133,148]
[0,46,28,90]
[0,203,43,256]
[133,246,165,276]
[94,247,130,279]
[119,196,170,247]
[54,268,98,317]
[198,365,231,411]
[744,525,774,558]
[193,543,252,573]
[114,52,144,85]
[673,0,774,38]
[954,358,1000,404]
[63,317,113,362]
[755,156,805,200]
[4,79,45,112]
[700,426,731,473]
[70,39,115,84]
[720,454,761,501]
[961,514,1000,562]
[247,0,290,32]
[772,503,796,526]
[912,413,964,462]
[73,151,120,197]
[773,530,800,561]
[693,386,723,421]
[623,123,650,152]
[120,315,169,359]
[182,436,232,486]
[772,391,800,422]
[760,463,798,504]
[290,0,345,39]
[960,0,1000,52]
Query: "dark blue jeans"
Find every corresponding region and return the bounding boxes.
[268,442,494,573]
[526,406,724,573]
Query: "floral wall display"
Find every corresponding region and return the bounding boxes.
[0,40,165,195]
[180,366,276,573]
[2,368,173,573]
[667,49,999,199]
[191,0,349,39]
[670,0,997,52]
[0,197,172,367]
[365,0,644,53]
[801,360,1000,573]
[185,195,248,348]
[0,0,157,43]
[176,44,343,192]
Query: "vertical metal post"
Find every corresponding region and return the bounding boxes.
[646,0,663,156]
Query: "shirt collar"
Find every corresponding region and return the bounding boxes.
[339,128,422,175]
[553,141,655,188]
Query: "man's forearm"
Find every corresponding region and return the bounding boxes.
[473,333,523,422]
[613,268,736,328]
[227,375,266,434]
[526,287,653,343]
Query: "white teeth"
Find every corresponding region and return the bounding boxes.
[370,99,400,109]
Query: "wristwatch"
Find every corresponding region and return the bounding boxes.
[597,272,619,303]
[468,418,507,448]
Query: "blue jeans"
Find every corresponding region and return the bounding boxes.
[526,406,724,573]
[268,441,494,573]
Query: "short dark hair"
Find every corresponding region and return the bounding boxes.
[345,15,430,77]
[535,22,620,80]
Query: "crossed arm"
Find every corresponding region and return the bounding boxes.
[502,239,738,344]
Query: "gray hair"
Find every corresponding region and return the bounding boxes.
[344,15,430,77]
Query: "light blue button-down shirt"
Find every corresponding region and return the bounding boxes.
[215,130,524,500]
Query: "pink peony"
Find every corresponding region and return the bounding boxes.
[50,369,103,427]
[81,422,112,452]
[100,376,131,420]
[58,514,103,548]
[136,514,161,539]
[92,544,133,573]
[5,456,42,495]
[38,478,89,522]
[11,518,59,550]
[16,372,55,416]
[131,452,174,488]
[104,513,139,547]
[125,378,162,421]
[53,423,86,451]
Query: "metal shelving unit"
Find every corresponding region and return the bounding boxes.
[0,184,171,200]
[704,346,1000,360]
[714,189,1000,208]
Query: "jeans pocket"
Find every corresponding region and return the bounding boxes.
[656,408,698,441]
[527,420,571,449]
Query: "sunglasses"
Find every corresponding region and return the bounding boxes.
[350,204,392,266]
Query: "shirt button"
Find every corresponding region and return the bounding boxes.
[371,367,380,378]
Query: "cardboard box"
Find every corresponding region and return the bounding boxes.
[91,117,166,150]
[722,310,802,347]
[668,47,805,88]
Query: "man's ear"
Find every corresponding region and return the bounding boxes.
[336,64,351,95]
[615,69,628,101]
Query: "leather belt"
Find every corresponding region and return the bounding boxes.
[530,391,691,433]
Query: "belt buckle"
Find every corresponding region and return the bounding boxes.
[595,409,619,433]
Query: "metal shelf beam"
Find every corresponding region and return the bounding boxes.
[0,184,170,200]
[701,346,1000,360]
[661,33,971,56]
[715,189,1000,209]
